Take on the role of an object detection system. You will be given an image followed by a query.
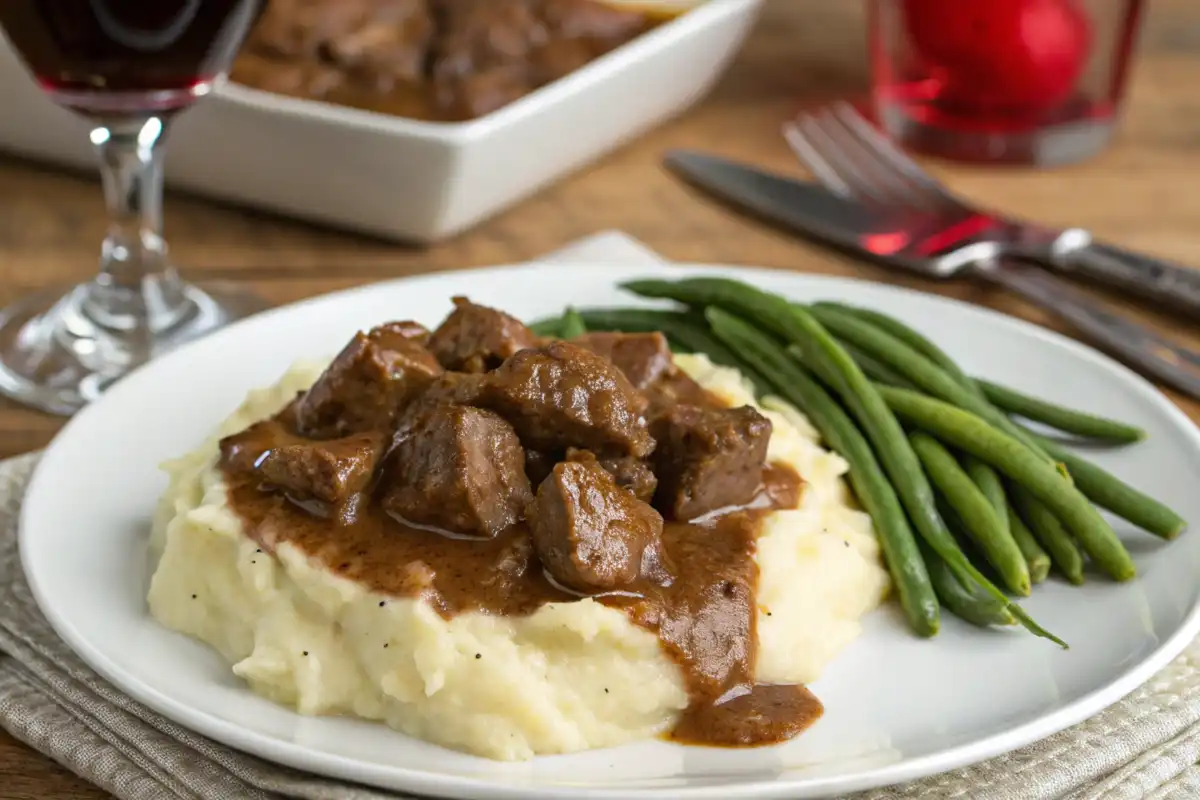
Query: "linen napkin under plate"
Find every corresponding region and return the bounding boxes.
[3,230,1200,800]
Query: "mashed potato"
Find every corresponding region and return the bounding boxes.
[148,354,889,760]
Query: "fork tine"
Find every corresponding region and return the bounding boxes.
[781,118,854,198]
[808,109,932,208]
[830,103,958,211]
[791,112,898,205]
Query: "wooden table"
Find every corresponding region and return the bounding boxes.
[2,1,1198,797]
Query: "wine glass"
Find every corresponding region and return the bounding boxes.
[0,0,266,415]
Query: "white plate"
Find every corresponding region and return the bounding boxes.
[20,263,1200,799]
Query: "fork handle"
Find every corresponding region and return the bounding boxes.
[1053,241,1200,317]
[982,260,1200,400]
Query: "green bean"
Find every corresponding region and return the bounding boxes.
[810,301,982,394]
[560,307,587,338]
[911,433,1030,596]
[623,278,1059,643]
[1006,501,1051,584]
[528,317,562,338]
[877,385,1134,581]
[921,539,1015,628]
[705,307,939,637]
[831,341,915,389]
[1030,433,1187,540]
[808,305,1057,464]
[977,380,1146,444]
[962,457,1008,536]
[960,457,1051,583]
[1009,484,1085,584]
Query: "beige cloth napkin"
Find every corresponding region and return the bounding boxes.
[4,231,1200,800]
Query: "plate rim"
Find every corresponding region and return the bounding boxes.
[19,261,1200,799]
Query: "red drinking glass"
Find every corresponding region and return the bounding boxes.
[868,0,1145,166]
[0,0,264,414]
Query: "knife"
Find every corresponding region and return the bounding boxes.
[664,148,1200,399]
[665,149,1200,317]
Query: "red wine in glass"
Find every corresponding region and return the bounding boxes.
[0,0,265,414]
[0,0,263,112]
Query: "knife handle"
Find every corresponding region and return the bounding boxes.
[1054,241,1200,317]
[982,260,1200,400]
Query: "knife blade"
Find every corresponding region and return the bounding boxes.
[663,150,978,276]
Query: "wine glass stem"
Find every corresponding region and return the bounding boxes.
[85,116,191,360]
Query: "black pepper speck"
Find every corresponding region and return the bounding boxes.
[383,643,389,649]
[475,653,482,659]
[191,594,197,599]
[378,601,385,607]
[302,651,309,656]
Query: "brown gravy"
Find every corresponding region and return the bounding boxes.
[219,386,821,748]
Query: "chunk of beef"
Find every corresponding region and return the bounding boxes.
[220,416,385,512]
[248,0,433,84]
[483,341,654,457]
[566,448,657,503]
[529,460,670,593]
[571,331,672,390]
[427,0,542,118]
[294,322,443,438]
[380,403,532,538]
[426,297,539,373]
[417,370,487,407]
[642,368,719,419]
[653,405,772,520]
[427,0,648,119]
[531,0,649,82]
[383,319,432,345]
[258,433,385,505]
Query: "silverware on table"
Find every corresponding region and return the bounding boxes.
[784,103,1200,318]
[662,149,1200,400]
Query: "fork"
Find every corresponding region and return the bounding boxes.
[783,103,1200,401]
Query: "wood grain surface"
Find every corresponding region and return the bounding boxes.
[1,1,1199,796]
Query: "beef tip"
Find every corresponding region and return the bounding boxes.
[570,331,672,390]
[483,341,654,457]
[294,322,443,438]
[417,371,487,407]
[529,460,670,593]
[427,0,542,118]
[324,0,434,88]
[380,403,532,538]
[426,297,539,373]
[258,433,384,506]
[220,418,384,509]
[247,0,433,84]
[566,448,657,503]
[540,0,651,44]
[531,0,648,83]
[653,405,772,520]
[382,319,432,345]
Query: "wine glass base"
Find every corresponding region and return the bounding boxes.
[0,280,265,416]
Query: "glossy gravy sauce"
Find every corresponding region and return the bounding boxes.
[219,385,822,748]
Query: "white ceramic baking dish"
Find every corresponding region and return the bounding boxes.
[0,0,763,243]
